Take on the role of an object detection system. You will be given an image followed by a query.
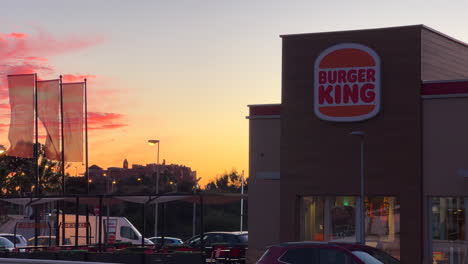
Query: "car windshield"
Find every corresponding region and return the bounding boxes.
[352,250,399,264]
[171,239,182,244]
[153,238,182,245]
[1,235,21,244]
[0,238,14,248]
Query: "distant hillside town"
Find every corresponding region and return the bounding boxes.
[88,159,197,194]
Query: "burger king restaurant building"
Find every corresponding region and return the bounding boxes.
[247,25,468,264]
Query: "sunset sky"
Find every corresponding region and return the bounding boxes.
[0,1,467,186]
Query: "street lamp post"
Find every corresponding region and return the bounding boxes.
[148,139,160,237]
[350,131,366,245]
[111,180,116,193]
[192,178,201,237]
[103,173,108,194]
[240,170,245,232]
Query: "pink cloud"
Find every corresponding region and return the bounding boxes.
[88,112,124,124]
[89,124,128,130]
[6,33,27,39]
[62,74,97,82]
[0,30,104,61]
[0,29,103,81]
[0,30,129,135]
[0,29,104,102]
[24,56,48,62]
[88,112,128,131]
[0,110,128,134]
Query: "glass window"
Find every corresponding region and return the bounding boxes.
[365,197,400,260]
[120,226,138,240]
[301,196,356,241]
[225,234,238,244]
[319,248,355,264]
[352,249,399,264]
[331,197,357,241]
[300,196,400,259]
[238,234,248,243]
[279,247,317,264]
[431,197,467,264]
[209,234,225,245]
[188,236,200,245]
[1,235,21,244]
[352,251,384,264]
[301,197,326,241]
[188,235,208,246]
[0,237,13,248]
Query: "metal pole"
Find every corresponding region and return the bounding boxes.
[59,75,66,246]
[34,206,38,247]
[155,141,160,237]
[95,207,98,244]
[61,201,66,245]
[33,74,39,247]
[142,203,146,247]
[161,203,165,248]
[34,73,39,195]
[240,170,244,232]
[192,190,197,237]
[55,200,60,246]
[106,205,110,246]
[84,78,90,245]
[84,78,89,193]
[359,137,365,245]
[59,75,65,193]
[351,131,366,245]
[200,194,205,252]
[98,196,103,252]
[75,196,79,247]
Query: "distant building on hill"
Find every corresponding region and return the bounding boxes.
[88,159,197,194]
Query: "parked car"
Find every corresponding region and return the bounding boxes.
[256,241,399,264]
[186,231,248,262]
[0,237,15,251]
[149,236,183,246]
[186,231,248,247]
[27,236,72,246]
[0,233,27,248]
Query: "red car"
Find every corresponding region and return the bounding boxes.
[256,241,399,264]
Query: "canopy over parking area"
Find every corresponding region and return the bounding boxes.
[0,193,247,251]
[1,192,247,206]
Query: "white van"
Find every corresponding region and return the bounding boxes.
[58,214,153,246]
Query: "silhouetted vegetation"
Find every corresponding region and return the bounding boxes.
[0,144,64,196]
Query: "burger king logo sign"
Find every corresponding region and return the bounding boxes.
[314,43,381,122]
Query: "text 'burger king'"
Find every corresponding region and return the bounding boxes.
[314,43,381,122]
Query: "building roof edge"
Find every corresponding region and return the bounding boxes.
[279,24,424,38]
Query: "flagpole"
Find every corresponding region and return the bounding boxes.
[34,73,39,247]
[34,73,39,196]
[84,78,90,244]
[60,75,65,193]
[59,75,66,245]
[85,78,89,193]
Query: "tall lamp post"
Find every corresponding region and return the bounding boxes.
[148,139,160,237]
[192,178,201,237]
[350,131,366,245]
